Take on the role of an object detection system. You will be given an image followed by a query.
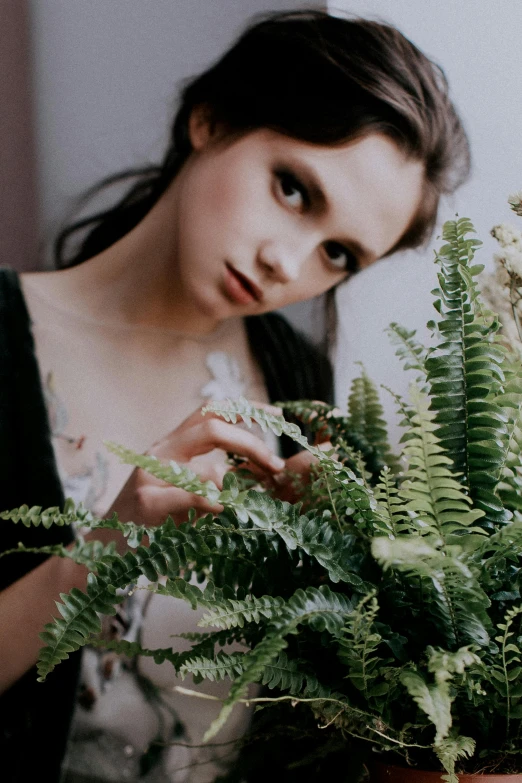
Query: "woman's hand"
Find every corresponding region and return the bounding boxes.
[107,403,286,527]
[267,440,333,504]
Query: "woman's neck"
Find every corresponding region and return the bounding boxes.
[26,184,222,336]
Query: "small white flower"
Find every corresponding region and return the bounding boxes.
[491,222,522,249]
[508,190,522,217]
[480,268,522,356]
[496,245,522,279]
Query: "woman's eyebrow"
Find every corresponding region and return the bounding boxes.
[286,157,378,264]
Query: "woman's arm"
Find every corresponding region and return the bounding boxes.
[0,546,88,693]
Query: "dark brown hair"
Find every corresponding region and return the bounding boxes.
[55,9,470,268]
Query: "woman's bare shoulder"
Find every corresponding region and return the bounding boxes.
[20,263,107,320]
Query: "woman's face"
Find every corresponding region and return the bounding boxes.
[163,121,424,333]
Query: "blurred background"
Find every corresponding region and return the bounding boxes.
[1,0,311,272]
[330,0,522,445]
[1,0,520,444]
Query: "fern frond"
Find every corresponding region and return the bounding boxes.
[7,500,172,551]
[93,626,245,682]
[0,497,92,528]
[112,403,378,534]
[382,385,417,432]
[170,500,369,593]
[203,584,354,740]
[226,492,367,588]
[0,538,116,570]
[203,398,383,532]
[37,535,186,680]
[386,322,428,378]
[399,385,486,542]
[400,646,479,746]
[202,397,330,465]
[38,583,116,681]
[489,605,522,736]
[426,217,510,529]
[89,636,185,668]
[276,399,337,435]
[199,594,285,629]
[271,506,367,588]
[345,365,398,476]
[336,438,372,484]
[338,592,385,700]
[372,534,491,649]
[155,577,232,610]
[179,651,246,682]
[106,442,222,505]
[80,512,159,549]
[373,467,411,538]
[477,519,522,587]
[156,510,352,594]
[496,372,522,513]
[279,398,395,481]
[259,651,328,697]
[436,733,476,783]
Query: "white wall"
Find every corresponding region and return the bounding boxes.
[29,0,310,260]
[328,0,522,447]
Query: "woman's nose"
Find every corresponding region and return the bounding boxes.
[256,240,307,283]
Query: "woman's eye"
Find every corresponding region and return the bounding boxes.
[276,171,308,210]
[323,241,358,273]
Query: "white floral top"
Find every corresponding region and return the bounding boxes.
[22,277,271,783]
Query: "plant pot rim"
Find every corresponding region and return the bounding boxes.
[369,761,522,782]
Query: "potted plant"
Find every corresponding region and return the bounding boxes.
[5,194,522,782]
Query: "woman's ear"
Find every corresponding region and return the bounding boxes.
[188,105,217,151]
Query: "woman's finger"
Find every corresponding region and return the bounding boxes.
[149,400,283,455]
[247,400,283,416]
[154,418,285,473]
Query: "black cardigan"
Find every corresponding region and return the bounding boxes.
[0,268,333,781]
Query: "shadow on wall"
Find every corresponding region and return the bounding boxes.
[0,0,39,272]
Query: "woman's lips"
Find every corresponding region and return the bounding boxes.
[224,263,263,305]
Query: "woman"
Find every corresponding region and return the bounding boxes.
[0,9,469,782]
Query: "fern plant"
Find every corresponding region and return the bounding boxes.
[6,207,522,781]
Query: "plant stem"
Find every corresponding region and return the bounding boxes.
[502,624,511,740]
[509,279,522,344]
[325,473,342,532]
